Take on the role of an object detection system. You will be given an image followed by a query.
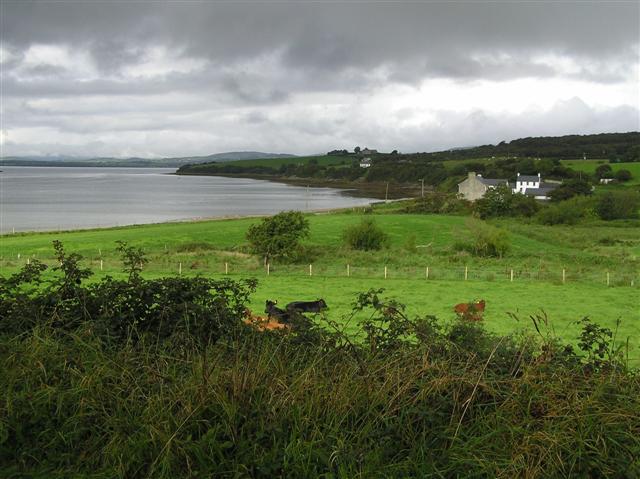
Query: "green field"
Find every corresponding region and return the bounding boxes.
[561,160,640,185]
[2,211,639,362]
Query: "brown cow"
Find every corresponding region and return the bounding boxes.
[453,299,486,321]
[242,308,290,331]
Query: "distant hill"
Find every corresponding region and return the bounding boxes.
[0,151,296,168]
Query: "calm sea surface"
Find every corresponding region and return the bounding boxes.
[0,167,374,233]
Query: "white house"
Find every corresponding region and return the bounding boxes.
[359,158,372,168]
[513,173,541,194]
[513,172,558,200]
[361,148,378,155]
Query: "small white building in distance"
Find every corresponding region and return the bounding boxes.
[359,158,372,168]
[361,148,378,155]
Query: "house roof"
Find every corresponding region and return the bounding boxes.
[523,187,556,197]
[477,177,509,187]
[517,175,540,182]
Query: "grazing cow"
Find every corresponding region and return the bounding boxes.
[285,299,328,314]
[453,299,486,321]
[265,300,290,323]
[243,308,289,331]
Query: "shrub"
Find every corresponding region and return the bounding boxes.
[549,178,593,202]
[0,242,256,347]
[595,164,613,179]
[596,190,640,220]
[246,211,310,264]
[475,186,539,219]
[536,196,596,225]
[457,218,510,257]
[342,218,390,251]
[403,192,471,215]
[615,169,632,182]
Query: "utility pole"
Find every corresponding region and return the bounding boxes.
[419,178,425,198]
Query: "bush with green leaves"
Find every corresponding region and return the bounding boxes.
[342,217,390,251]
[0,241,256,348]
[403,192,471,215]
[615,169,632,182]
[246,210,310,264]
[455,218,511,257]
[596,190,640,220]
[475,185,540,219]
[536,195,596,225]
[549,178,593,202]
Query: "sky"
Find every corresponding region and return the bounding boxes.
[1,1,639,158]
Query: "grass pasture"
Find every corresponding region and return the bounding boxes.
[561,160,640,185]
[2,211,639,363]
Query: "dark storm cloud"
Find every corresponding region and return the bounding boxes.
[1,1,638,157]
[3,1,638,84]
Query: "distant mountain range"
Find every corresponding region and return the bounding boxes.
[0,151,297,168]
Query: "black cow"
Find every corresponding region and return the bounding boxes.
[265,300,290,323]
[285,299,328,314]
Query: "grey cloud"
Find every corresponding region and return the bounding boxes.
[3,1,638,84]
[1,2,638,158]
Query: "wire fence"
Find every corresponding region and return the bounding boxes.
[5,256,638,288]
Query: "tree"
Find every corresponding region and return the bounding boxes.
[354,146,361,154]
[595,164,613,179]
[615,169,632,182]
[549,178,593,202]
[596,191,640,220]
[246,211,310,265]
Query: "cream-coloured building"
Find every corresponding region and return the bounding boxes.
[457,172,510,201]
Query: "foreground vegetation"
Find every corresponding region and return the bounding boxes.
[2,245,639,478]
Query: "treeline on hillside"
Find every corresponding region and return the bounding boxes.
[1,242,639,477]
[425,131,640,162]
[178,155,579,188]
[178,132,639,187]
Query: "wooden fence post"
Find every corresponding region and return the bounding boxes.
[426,266,429,280]
[100,259,103,271]
[347,264,350,277]
[464,266,468,281]
[384,266,388,279]
[510,269,514,282]
[178,262,182,275]
[562,268,566,284]
[309,264,313,276]
[606,271,610,286]
[267,263,270,276]
[225,262,228,275]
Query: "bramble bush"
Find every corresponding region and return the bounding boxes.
[0,241,256,348]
